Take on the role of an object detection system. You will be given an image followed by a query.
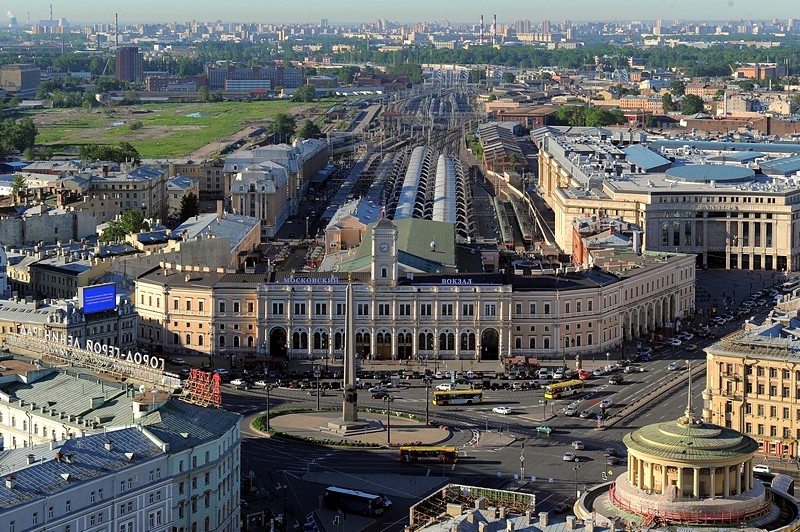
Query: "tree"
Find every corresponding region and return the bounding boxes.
[179,192,200,221]
[297,120,321,139]
[100,209,150,242]
[0,118,37,155]
[662,93,677,112]
[502,72,516,84]
[670,80,686,96]
[79,142,141,165]
[198,86,210,102]
[680,94,705,115]
[10,174,27,204]
[291,84,317,102]
[269,113,296,143]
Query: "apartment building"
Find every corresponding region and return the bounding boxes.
[81,165,169,224]
[703,301,800,458]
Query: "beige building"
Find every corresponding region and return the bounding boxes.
[135,219,695,362]
[704,300,800,458]
[145,158,225,201]
[80,165,169,224]
[229,163,289,239]
[537,127,800,271]
[165,175,199,216]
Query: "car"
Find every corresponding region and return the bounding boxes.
[214,368,230,376]
[592,368,605,377]
[436,383,454,391]
[536,425,554,435]
[434,371,444,379]
[466,371,475,379]
[571,441,585,450]
[667,362,681,371]
[562,452,578,462]
[579,409,593,419]
[171,357,187,366]
[752,464,771,474]
[230,378,245,386]
[640,347,653,357]
[369,385,388,393]
[667,338,682,346]
[307,389,326,396]
[553,370,565,380]
[603,448,618,457]
[680,332,695,341]
[552,499,575,513]
[609,375,624,385]
[600,399,613,409]
[685,344,698,352]
[538,370,550,380]
[253,380,268,388]
[372,391,393,400]
[492,406,512,415]
[178,368,191,379]
[606,456,620,466]
[623,365,640,374]
[564,404,579,416]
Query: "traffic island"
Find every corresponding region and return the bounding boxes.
[252,408,453,448]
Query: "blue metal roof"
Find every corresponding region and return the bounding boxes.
[707,152,764,163]
[760,154,800,176]
[665,164,755,183]
[651,139,800,154]
[622,144,671,172]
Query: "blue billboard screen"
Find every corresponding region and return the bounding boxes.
[81,284,117,314]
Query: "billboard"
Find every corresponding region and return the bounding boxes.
[79,283,117,314]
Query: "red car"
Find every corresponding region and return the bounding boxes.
[578,370,593,380]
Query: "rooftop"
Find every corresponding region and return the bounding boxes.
[624,419,760,462]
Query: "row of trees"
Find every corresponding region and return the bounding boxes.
[0,118,37,157]
[78,142,142,165]
[267,113,321,142]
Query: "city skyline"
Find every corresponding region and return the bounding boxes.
[7,0,800,25]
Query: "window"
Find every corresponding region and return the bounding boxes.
[420,303,432,316]
[48,507,53,519]
[378,303,391,316]
[233,301,240,313]
[205,472,210,485]
[314,302,327,315]
[544,303,551,314]
[272,302,284,315]
[357,303,370,316]
[294,302,306,315]
[484,304,497,317]
[462,303,474,316]
[120,504,126,515]
[399,303,411,316]
[441,303,453,316]
[66,500,71,512]
[219,301,226,313]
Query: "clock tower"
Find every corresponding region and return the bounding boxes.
[371,218,398,286]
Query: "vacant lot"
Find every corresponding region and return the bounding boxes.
[31,100,318,159]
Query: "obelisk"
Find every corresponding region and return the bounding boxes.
[342,275,358,422]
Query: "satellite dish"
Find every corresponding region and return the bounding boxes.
[139,385,146,394]
[430,241,439,252]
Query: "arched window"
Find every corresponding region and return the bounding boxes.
[185,333,191,345]
[544,338,551,349]
[529,337,536,349]
[247,336,254,347]
[233,336,240,348]
[198,335,204,346]
[587,333,593,346]
[576,336,582,347]
[219,336,226,347]
[514,337,521,349]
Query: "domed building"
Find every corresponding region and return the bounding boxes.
[577,380,800,529]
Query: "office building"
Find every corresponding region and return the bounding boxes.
[116,47,144,83]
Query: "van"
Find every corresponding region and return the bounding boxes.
[752,464,771,474]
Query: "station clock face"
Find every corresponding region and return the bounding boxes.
[379,242,390,252]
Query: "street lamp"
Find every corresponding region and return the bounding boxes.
[314,367,321,411]
[424,377,431,425]
[606,352,610,367]
[573,464,581,498]
[265,384,272,431]
[384,395,393,444]
[305,216,310,240]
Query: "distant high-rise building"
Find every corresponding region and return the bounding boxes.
[321,18,328,28]
[115,46,143,82]
[541,19,550,33]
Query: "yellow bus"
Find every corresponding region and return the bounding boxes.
[432,389,483,405]
[543,379,585,400]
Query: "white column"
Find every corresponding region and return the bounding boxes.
[723,465,730,496]
[693,468,700,498]
[638,458,644,489]
[710,467,716,497]
[661,464,668,494]
[736,463,742,494]
[676,467,683,497]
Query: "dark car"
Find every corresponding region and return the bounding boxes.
[606,456,620,465]
[604,448,619,457]
[609,375,624,385]
[552,499,575,513]
[371,391,393,400]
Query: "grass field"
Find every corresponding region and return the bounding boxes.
[31,100,318,158]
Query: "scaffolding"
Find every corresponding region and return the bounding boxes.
[409,483,535,529]
[185,368,222,408]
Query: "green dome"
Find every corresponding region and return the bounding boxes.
[624,419,759,462]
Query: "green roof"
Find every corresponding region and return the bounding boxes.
[349,218,456,270]
[624,419,759,463]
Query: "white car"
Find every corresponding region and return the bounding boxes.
[592,368,605,377]
[752,464,771,474]
[553,370,565,380]
[571,441,585,450]
[434,371,444,379]
[230,378,245,386]
[600,399,613,409]
[492,406,512,415]
[667,338,682,346]
[436,383,454,391]
[563,452,579,462]
[681,332,694,341]
[171,357,187,366]
[667,363,680,371]
[253,380,268,388]
[214,368,230,376]
[564,404,579,416]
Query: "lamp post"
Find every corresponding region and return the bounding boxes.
[519,442,525,481]
[384,395,393,444]
[573,464,581,498]
[606,352,610,368]
[265,384,272,431]
[305,216,310,240]
[424,377,431,425]
[314,367,321,411]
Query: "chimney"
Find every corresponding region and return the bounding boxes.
[506,520,515,532]
[4,476,14,490]
[216,199,223,221]
[493,14,497,45]
[480,15,484,44]
[26,454,35,465]
[104,440,113,452]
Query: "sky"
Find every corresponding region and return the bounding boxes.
[7,0,799,25]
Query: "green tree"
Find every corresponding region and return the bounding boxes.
[0,118,37,155]
[502,72,516,84]
[122,90,140,105]
[297,120,321,139]
[79,142,141,165]
[669,80,686,96]
[337,66,359,85]
[291,84,317,102]
[662,93,677,112]
[198,85,210,102]
[100,209,150,242]
[386,63,423,84]
[10,174,27,204]
[179,192,200,221]
[680,94,705,115]
[269,113,296,143]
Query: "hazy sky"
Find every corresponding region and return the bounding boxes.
[8,0,799,25]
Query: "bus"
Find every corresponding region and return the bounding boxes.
[400,446,458,464]
[543,379,585,400]
[782,279,800,293]
[323,486,389,516]
[432,389,483,405]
